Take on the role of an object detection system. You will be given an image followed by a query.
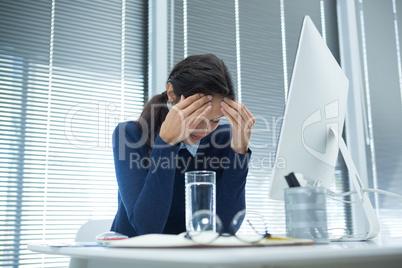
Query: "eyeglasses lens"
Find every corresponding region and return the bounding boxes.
[189,210,222,244]
[231,210,268,243]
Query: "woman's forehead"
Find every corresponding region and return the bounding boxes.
[209,96,224,119]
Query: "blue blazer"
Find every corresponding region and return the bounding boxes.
[111,121,250,237]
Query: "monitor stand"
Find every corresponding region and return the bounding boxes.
[329,127,380,241]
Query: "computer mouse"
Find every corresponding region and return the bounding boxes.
[96,231,128,245]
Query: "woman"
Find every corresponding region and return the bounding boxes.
[111,54,255,237]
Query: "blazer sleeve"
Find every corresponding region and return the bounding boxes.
[214,126,251,232]
[112,122,180,235]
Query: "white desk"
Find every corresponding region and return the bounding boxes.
[29,237,402,268]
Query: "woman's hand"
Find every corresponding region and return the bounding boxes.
[220,98,255,154]
[159,93,212,145]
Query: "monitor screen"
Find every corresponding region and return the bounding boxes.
[269,16,349,200]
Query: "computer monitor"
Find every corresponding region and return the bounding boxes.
[270,15,349,199]
[269,16,380,240]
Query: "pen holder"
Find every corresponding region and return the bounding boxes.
[284,187,329,244]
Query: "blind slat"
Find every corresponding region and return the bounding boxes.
[169,0,349,235]
[0,0,147,267]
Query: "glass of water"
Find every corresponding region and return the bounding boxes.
[185,170,216,239]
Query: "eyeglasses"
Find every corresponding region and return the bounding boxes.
[185,209,271,244]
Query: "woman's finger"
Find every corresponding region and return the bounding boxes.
[173,93,195,109]
[223,98,255,128]
[222,97,243,113]
[242,105,256,128]
[187,102,211,126]
[242,103,253,118]
[221,101,243,127]
[183,95,212,117]
[188,104,212,129]
[177,94,212,117]
[176,93,206,110]
[174,93,205,109]
[222,98,251,124]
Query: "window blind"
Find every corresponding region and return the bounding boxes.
[356,0,402,238]
[168,0,350,235]
[0,0,148,267]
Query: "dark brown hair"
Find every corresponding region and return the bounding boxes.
[138,54,236,149]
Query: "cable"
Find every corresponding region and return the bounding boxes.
[327,188,402,199]
[325,189,362,204]
[326,188,402,240]
[363,188,402,200]
[326,196,362,204]
[326,189,357,197]
[326,188,402,202]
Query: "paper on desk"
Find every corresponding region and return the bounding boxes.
[107,233,314,248]
[45,242,99,247]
